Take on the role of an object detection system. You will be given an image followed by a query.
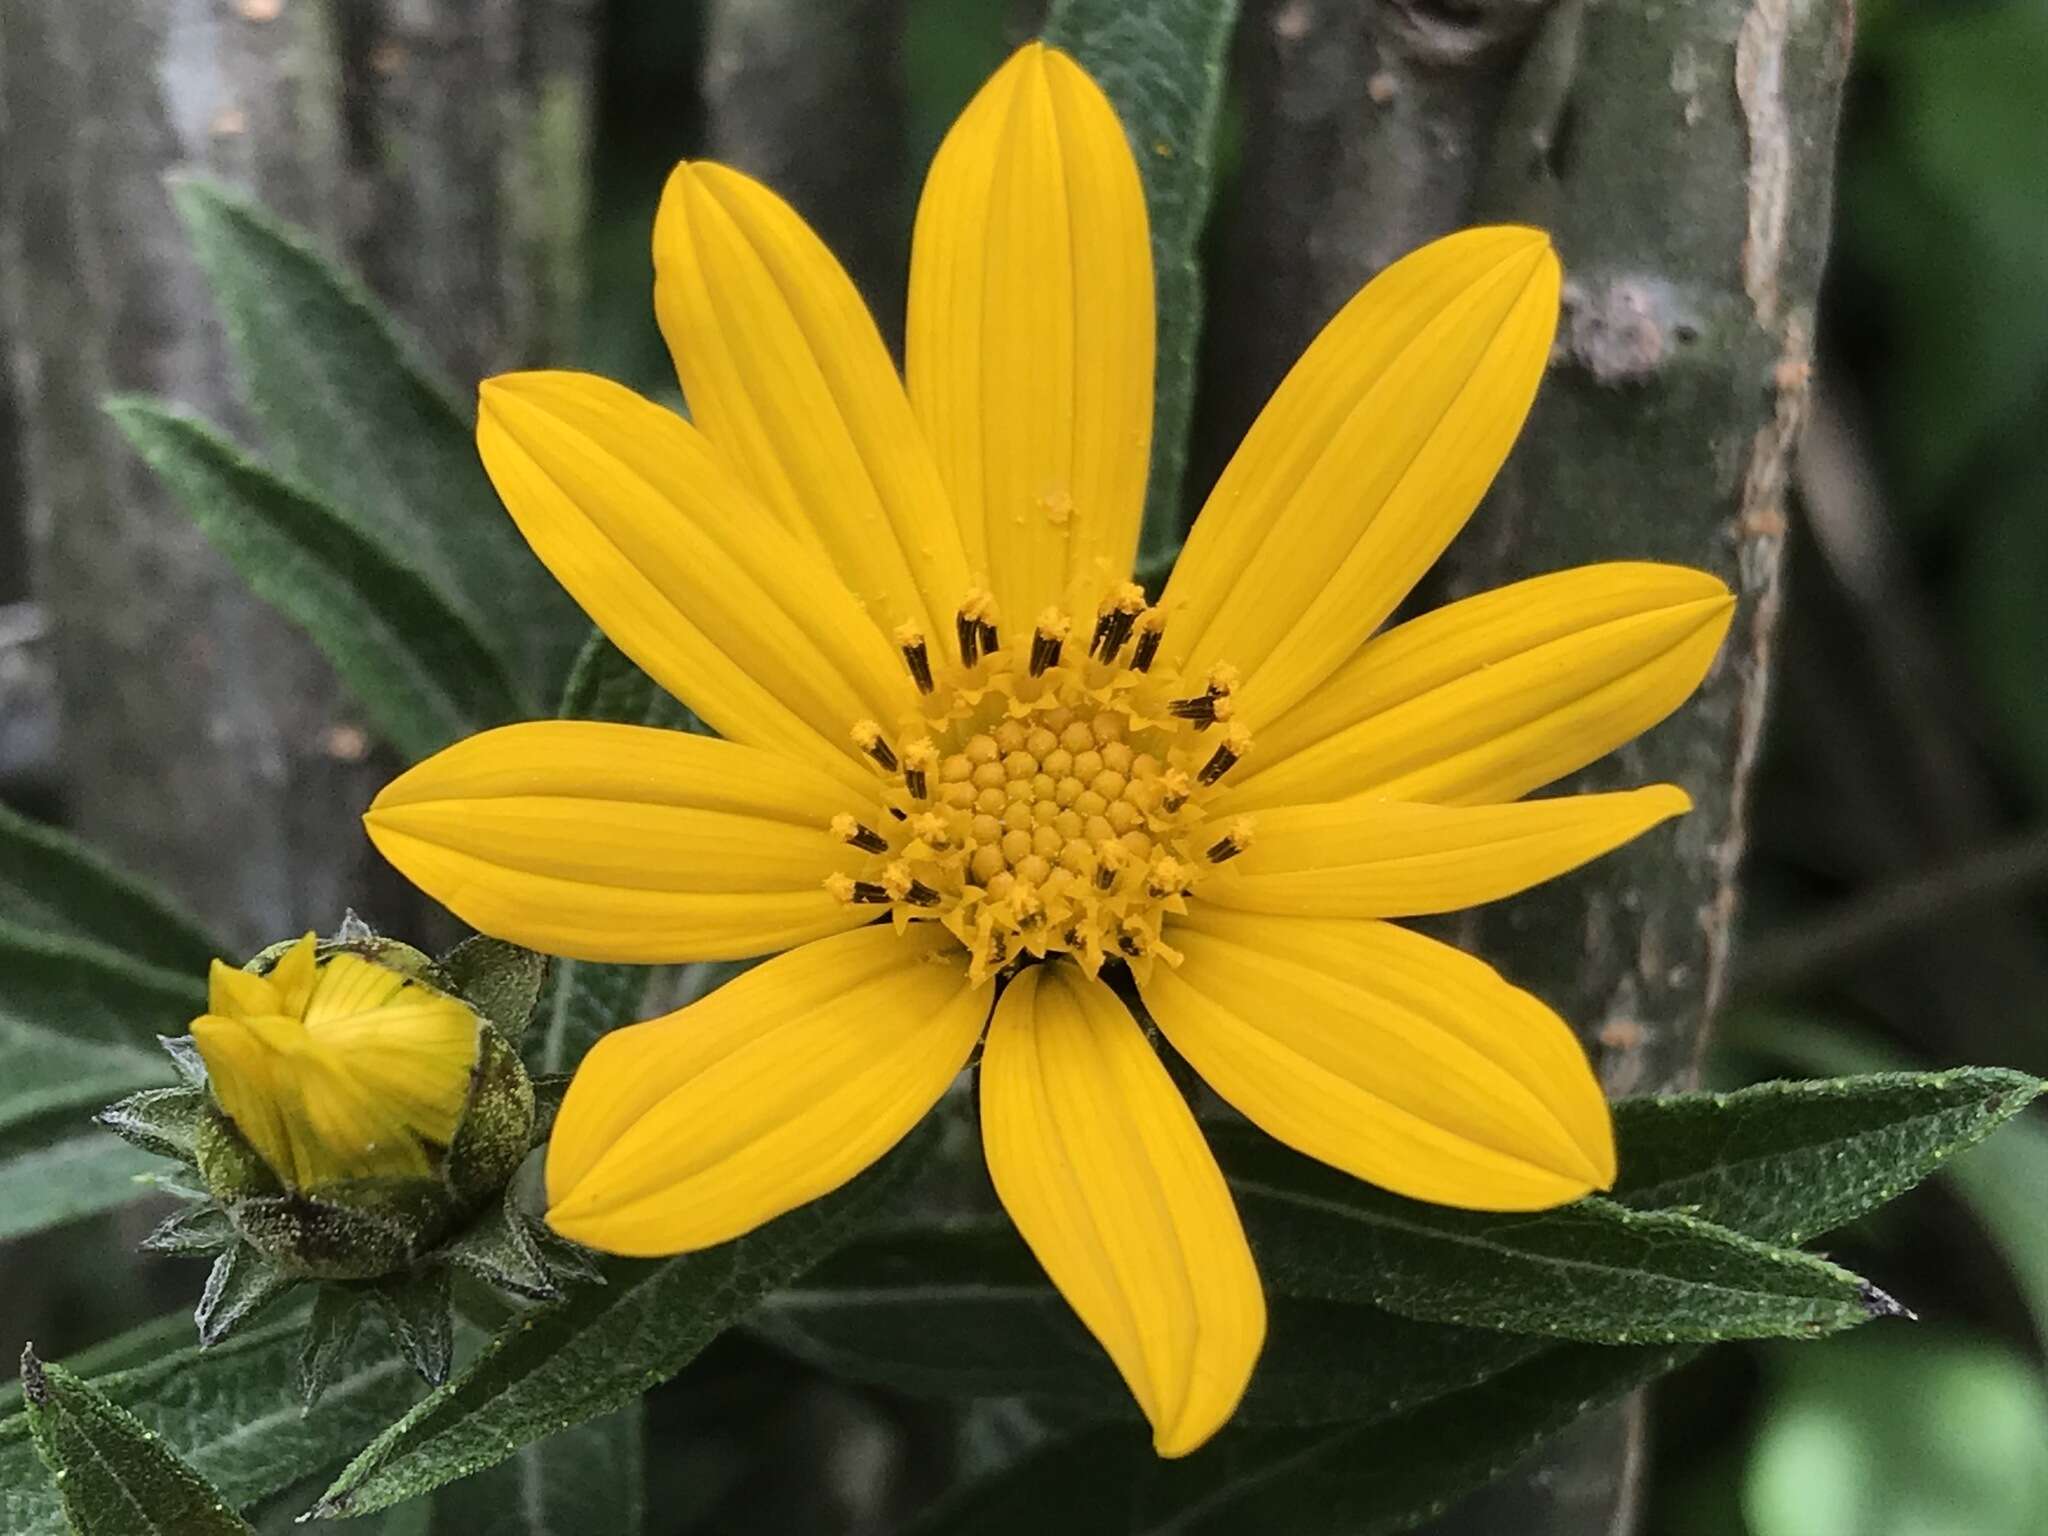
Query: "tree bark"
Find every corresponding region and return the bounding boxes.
[1207,1,1851,1530]
[701,0,910,343]
[0,0,596,951]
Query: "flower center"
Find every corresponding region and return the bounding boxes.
[828,584,1253,985]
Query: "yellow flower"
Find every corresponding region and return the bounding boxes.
[365,44,1732,1455]
[192,934,480,1190]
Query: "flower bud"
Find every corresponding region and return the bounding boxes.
[99,920,574,1388]
[180,931,533,1278]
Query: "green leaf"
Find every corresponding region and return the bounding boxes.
[1611,1068,2044,1245]
[20,1347,256,1535]
[438,937,549,1049]
[0,927,199,1116]
[758,1219,1542,1426]
[526,633,699,1077]
[1721,1015,2048,1347]
[170,175,584,701]
[899,1341,1683,1536]
[308,1124,938,1518]
[555,632,695,734]
[0,1316,195,1423]
[1042,0,1238,571]
[420,1409,645,1536]
[1214,1129,1901,1344]
[106,399,523,763]
[0,1314,420,1536]
[0,1122,163,1245]
[0,926,194,1239]
[0,803,225,971]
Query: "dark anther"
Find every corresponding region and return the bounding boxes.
[978,618,1000,656]
[901,635,934,694]
[902,879,941,908]
[1205,834,1246,863]
[861,736,899,773]
[905,767,928,800]
[1117,930,1145,957]
[1131,619,1163,673]
[1029,628,1064,677]
[1168,693,1221,726]
[843,822,888,854]
[956,610,981,667]
[1197,740,1241,785]
[1091,606,1138,662]
[848,880,892,904]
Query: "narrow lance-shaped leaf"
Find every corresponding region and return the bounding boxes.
[892,1064,2036,1527]
[1718,1017,2048,1342]
[1043,0,1238,572]
[899,1341,1683,1536]
[1613,1066,2045,1244]
[107,400,524,762]
[1213,1128,1903,1344]
[776,1066,2018,1429]
[0,802,225,971]
[757,1218,1542,1426]
[0,1316,420,1536]
[0,1316,197,1420]
[308,1124,940,1519]
[20,1347,256,1536]
[170,175,585,701]
[0,925,195,1240]
[0,1121,164,1246]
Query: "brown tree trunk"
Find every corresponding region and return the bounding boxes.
[0,0,596,951]
[1205,1,1852,1530]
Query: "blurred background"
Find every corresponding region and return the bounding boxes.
[2,0,2046,1531]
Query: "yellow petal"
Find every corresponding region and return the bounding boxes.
[1203,786,1690,918]
[1220,563,1735,813]
[980,963,1263,1457]
[191,1011,305,1182]
[264,933,319,1017]
[545,924,986,1255]
[653,162,969,637]
[301,954,478,1147]
[192,1000,464,1190]
[206,956,280,1020]
[366,720,873,964]
[286,1047,440,1183]
[1142,909,1614,1211]
[1161,226,1560,725]
[477,370,912,794]
[907,42,1154,623]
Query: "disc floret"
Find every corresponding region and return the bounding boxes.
[827,586,1253,984]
